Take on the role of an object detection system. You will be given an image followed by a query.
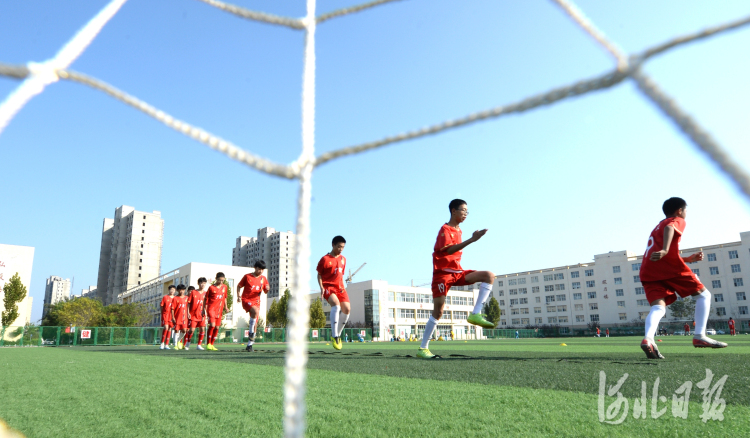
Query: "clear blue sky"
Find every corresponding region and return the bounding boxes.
[1,0,749,324]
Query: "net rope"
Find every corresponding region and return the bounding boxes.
[1,0,749,436]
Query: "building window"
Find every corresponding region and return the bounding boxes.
[615,289,624,297]
[510,299,519,305]
[637,299,649,306]
[555,284,565,291]
[614,277,622,285]
[397,292,415,303]
[387,308,394,318]
[510,289,519,295]
[499,300,505,306]
[399,309,414,319]
[511,309,520,315]
[519,288,528,294]
[416,309,431,319]
[734,278,744,287]
[545,295,555,303]
[588,291,596,299]
[520,308,529,315]
[714,294,724,302]
[590,314,599,322]
[633,275,640,283]
[716,307,726,316]
[574,304,583,311]
[535,317,543,324]
[729,250,739,259]
[707,253,717,261]
[544,286,553,292]
[632,263,641,271]
[388,292,395,302]
[518,278,526,284]
[731,264,741,273]
[576,315,585,322]
[737,292,746,301]
[712,280,722,289]
[557,305,567,312]
[454,311,468,320]
[573,293,582,300]
[692,268,700,276]
[139,266,142,270]
[497,281,503,286]
[138,274,141,278]
[739,306,748,315]
[554,273,564,280]
[710,267,719,275]
[543,274,553,282]
[635,287,644,295]
[586,281,595,288]
[572,282,581,289]
[589,303,598,310]
[619,313,627,321]
[535,297,541,303]
[548,317,557,324]
[531,276,539,283]
[556,294,566,302]
[534,307,541,314]
[519,297,528,304]
[509,279,517,286]
[571,271,579,278]
[585,269,594,277]
[613,266,621,273]
[617,301,625,307]
[532,286,539,293]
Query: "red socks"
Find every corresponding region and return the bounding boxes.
[161,329,170,343]
[198,330,205,345]
[185,329,193,344]
[208,326,217,345]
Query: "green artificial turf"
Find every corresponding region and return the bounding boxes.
[1,336,748,437]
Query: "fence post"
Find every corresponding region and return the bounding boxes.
[125,327,130,345]
[56,327,61,346]
[94,327,99,346]
[73,328,78,346]
[140,327,144,345]
[109,327,114,346]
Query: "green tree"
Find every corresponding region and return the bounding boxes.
[224,280,233,314]
[483,297,501,327]
[2,273,27,327]
[276,289,291,328]
[53,298,104,327]
[99,303,152,327]
[309,298,326,328]
[267,299,279,327]
[670,297,695,319]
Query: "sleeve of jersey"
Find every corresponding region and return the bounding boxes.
[670,217,686,234]
[435,229,451,252]
[237,276,247,293]
[316,257,324,274]
[263,277,270,292]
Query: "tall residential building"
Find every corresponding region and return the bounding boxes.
[43,276,71,317]
[80,285,97,298]
[494,231,750,331]
[96,205,164,305]
[0,244,35,326]
[232,227,295,300]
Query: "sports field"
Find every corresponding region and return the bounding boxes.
[1,336,748,437]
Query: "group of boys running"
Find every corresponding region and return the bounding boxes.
[159,197,728,360]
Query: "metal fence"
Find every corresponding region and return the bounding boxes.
[0,326,373,347]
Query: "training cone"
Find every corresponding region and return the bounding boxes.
[560,343,567,346]
[657,339,662,342]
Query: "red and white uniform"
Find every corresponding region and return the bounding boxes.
[431,224,475,297]
[205,284,227,325]
[317,254,349,303]
[160,295,174,327]
[238,273,269,312]
[187,289,206,329]
[729,319,735,335]
[171,295,188,331]
[640,217,704,306]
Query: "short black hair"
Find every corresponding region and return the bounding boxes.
[449,199,467,213]
[254,260,267,270]
[332,235,346,246]
[187,286,195,292]
[216,272,225,279]
[177,284,186,291]
[168,285,176,291]
[197,277,207,284]
[662,197,687,216]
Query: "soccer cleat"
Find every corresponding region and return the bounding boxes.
[693,336,728,348]
[211,344,219,351]
[245,345,254,352]
[164,345,171,350]
[417,348,437,359]
[640,339,665,359]
[177,342,183,350]
[467,313,496,329]
[197,345,205,351]
[184,346,189,351]
[332,337,342,350]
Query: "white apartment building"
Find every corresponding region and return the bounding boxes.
[118,262,267,329]
[43,276,71,317]
[495,231,750,331]
[329,280,482,340]
[80,286,97,298]
[0,244,35,326]
[232,227,295,301]
[97,205,164,305]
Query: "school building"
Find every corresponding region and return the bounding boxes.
[117,262,266,330]
[494,231,750,331]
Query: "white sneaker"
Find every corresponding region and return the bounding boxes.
[165,345,171,350]
[160,344,165,350]
[184,346,189,351]
[197,345,205,351]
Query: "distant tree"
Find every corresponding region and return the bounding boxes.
[267,299,279,327]
[51,297,104,327]
[2,273,28,327]
[483,297,501,327]
[276,289,291,328]
[224,279,233,314]
[256,317,265,331]
[669,297,695,319]
[99,303,151,327]
[309,298,326,328]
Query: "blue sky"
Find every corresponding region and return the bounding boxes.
[1,0,749,323]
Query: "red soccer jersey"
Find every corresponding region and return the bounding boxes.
[187,290,206,320]
[238,274,269,301]
[171,295,188,325]
[206,284,227,313]
[317,254,346,288]
[160,295,173,318]
[639,217,693,282]
[432,224,463,272]
[729,320,735,329]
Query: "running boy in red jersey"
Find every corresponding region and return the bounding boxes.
[237,260,269,352]
[171,284,189,350]
[419,199,495,359]
[203,272,227,351]
[185,278,208,350]
[317,236,350,350]
[639,197,727,359]
[728,317,736,336]
[159,285,176,349]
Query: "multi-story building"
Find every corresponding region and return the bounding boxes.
[118,262,265,329]
[43,276,71,317]
[495,231,750,331]
[332,280,482,340]
[96,205,164,305]
[232,227,295,301]
[0,244,35,326]
[80,286,97,299]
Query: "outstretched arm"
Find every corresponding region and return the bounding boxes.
[650,226,675,261]
[441,229,488,255]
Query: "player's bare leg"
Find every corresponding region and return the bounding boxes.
[690,289,728,348]
[418,296,445,359]
[464,270,496,329]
